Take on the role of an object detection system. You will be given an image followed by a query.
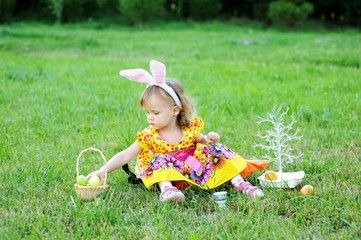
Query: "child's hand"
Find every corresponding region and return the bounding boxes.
[206,132,220,143]
[86,167,107,184]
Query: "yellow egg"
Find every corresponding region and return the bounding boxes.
[265,171,278,180]
[300,185,314,196]
[88,176,101,186]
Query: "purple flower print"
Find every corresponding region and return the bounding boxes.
[202,146,213,157]
[152,155,184,171]
[137,169,146,178]
[149,156,162,170]
[206,144,235,159]
[189,162,211,185]
[137,167,153,179]
[218,144,235,159]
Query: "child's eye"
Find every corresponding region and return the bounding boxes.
[154,112,160,115]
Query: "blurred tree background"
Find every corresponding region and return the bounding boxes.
[0,0,360,29]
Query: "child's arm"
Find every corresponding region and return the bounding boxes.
[195,132,220,144]
[87,141,142,182]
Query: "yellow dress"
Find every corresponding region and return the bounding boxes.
[135,117,251,190]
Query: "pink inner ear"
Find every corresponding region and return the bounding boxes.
[119,69,152,84]
[150,60,166,84]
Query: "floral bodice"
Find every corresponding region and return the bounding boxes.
[134,117,204,172]
[136,117,204,154]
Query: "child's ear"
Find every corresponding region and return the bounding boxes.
[173,106,181,116]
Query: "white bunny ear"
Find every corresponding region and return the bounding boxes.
[150,60,166,84]
[119,69,153,84]
[120,60,182,108]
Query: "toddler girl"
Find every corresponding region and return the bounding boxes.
[88,60,268,203]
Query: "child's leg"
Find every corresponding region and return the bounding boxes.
[158,181,185,203]
[231,175,264,199]
[158,181,173,192]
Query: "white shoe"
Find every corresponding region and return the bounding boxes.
[159,186,185,203]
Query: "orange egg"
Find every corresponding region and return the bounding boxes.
[265,171,278,180]
[300,185,314,196]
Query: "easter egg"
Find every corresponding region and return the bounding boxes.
[88,175,101,186]
[265,171,278,180]
[76,175,88,186]
[300,185,314,196]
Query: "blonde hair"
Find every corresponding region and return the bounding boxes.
[140,79,195,129]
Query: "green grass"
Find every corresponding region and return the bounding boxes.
[1,21,360,239]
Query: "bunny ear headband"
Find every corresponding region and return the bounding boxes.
[119,60,182,108]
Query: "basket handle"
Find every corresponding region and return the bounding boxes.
[76,147,108,185]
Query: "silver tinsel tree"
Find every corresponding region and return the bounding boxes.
[254,105,303,173]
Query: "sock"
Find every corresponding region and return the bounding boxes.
[231,174,245,187]
[158,181,173,192]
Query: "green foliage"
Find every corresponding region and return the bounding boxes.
[0,0,16,22]
[0,22,360,239]
[268,0,314,29]
[311,0,361,27]
[62,0,86,22]
[184,0,223,20]
[47,0,65,23]
[252,0,272,23]
[119,0,165,29]
[96,0,119,16]
[1,0,360,28]
[44,0,100,23]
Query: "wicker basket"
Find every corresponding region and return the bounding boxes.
[74,147,109,200]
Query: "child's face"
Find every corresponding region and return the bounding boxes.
[142,94,179,130]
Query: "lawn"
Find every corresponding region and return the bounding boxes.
[0,21,360,239]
